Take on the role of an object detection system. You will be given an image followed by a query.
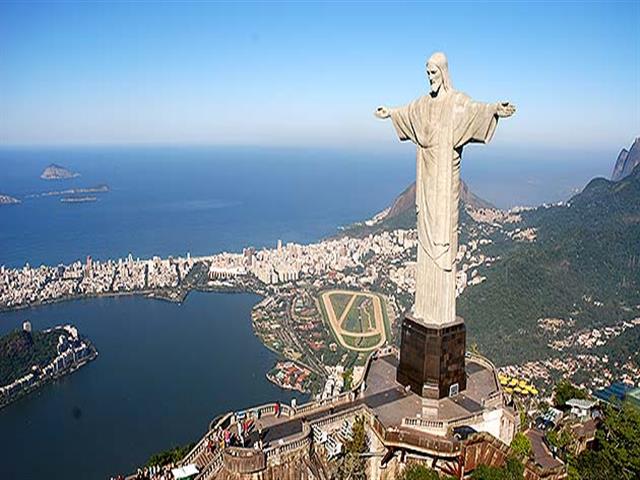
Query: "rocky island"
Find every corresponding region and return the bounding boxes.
[61,195,97,203]
[40,163,80,180]
[0,194,21,205]
[0,321,98,409]
[26,184,110,199]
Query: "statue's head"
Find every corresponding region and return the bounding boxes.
[426,52,452,95]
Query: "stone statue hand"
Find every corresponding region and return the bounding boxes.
[496,102,516,118]
[375,106,391,119]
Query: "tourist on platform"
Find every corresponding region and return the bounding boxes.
[237,420,245,447]
[257,422,264,449]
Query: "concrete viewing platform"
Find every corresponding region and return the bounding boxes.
[209,352,505,454]
[363,354,504,432]
[166,349,536,480]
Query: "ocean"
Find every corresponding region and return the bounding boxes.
[0,145,613,270]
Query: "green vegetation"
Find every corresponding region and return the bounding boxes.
[569,402,640,480]
[321,290,389,354]
[329,293,352,320]
[342,296,364,333]
[336,415,367,480]
[341,201,416,238]
[459,167,640,366]
[546,428,572,451]
[146,442,196,467]
[0,328,59,385]
[470,457,524,480]
[553,380,588,407]
[342,334,381,350]
[343,296,375,334]
[343,367,353,390]
[396,464,455,480]
[510,432,532,459]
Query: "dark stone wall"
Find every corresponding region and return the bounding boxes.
[396,315,466,399]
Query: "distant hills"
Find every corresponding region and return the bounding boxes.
[341,179,493,236]
[40,163,80,180]
[611,137,640,181]
[384,179,495,221]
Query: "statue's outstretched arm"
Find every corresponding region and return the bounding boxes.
[496,102,516,118]
[374,106,391,119]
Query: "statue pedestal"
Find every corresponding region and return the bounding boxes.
[396,314,467,399]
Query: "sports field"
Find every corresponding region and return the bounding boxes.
[320,290,388,352]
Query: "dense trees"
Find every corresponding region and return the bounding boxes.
[146,442,195,467]
[471,457,524,480]
[0,328,59,385]
[459,168,640,366]
[335,415,368,480]
[553,380,588,407]
[571,402,640,480]
[510,432,532,459]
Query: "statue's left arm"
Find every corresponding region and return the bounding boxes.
[454,95,515,148]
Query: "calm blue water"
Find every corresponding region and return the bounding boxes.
[0,146,614,479]
[0,292,299,480]
[0,146,414,268]
[0,146,614,271]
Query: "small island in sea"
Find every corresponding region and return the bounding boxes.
[40,163,80,180]
[0,321,98,409]
[61,195,97,203]
[0,194,21,206]
[26,184,110,199]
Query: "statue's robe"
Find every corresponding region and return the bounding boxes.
[390,91,498,325]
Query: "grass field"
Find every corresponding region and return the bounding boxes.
[320,290,388,352]
[342,297,376,334]
[342,333,382,349]
[329,292,352,320]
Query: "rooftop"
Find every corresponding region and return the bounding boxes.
[241,353,502,449]
[566,398,596,409]
[362,354,501,428]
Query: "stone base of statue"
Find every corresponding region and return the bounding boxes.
[396,314,467,399]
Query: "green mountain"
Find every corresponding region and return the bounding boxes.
[0,329,60,385]
[459,165,640,367]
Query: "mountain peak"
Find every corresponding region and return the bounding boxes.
[611,137,640,181]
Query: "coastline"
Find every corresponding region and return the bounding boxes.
[0,349,99,411]
[0,281,305,391]
[0,325,99,410]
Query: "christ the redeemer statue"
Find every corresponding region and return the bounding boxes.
[376,52,515,326]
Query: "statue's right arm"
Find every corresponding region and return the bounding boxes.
[374,106,391,119]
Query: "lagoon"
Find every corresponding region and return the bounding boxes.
[0,292,302,480]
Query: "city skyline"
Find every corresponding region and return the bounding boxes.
[0,1,638,150]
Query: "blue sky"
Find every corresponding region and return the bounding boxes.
[0,1,638,151]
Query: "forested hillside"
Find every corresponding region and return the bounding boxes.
[460,166,640,366]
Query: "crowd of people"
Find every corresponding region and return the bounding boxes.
[110,462,176,480]
[110,402,285,480]
[206,403,281,452]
